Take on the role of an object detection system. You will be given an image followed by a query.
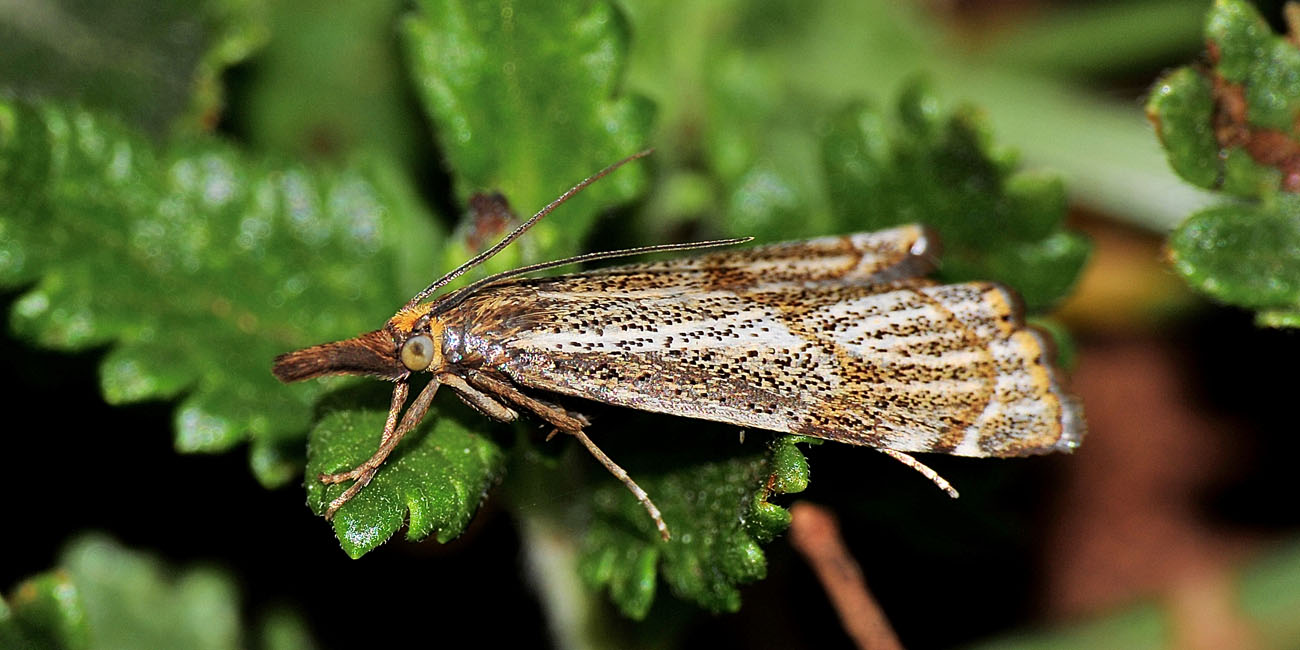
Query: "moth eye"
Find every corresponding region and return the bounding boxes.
[400,334,436,371]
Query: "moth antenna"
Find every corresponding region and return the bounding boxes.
[404,149,655,309]
[431,236,752,317]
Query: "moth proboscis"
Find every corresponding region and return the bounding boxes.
[273,150,1085,541]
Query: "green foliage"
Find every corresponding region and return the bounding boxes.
[403,0,654,276]
[619,0,1207,235]
[821,84,1089,311]
[0,534,314,650]
[1168,197,1300,326]
[619,3,1090,311]
[0,0,268,136]
[0,100,438,486]
[1148,0,1299,198]
[1147,0,1300,326]
[579,435,814,618]
[1207,0,1300,133]
[236,0,423,167]
[1147,68,1221,191]
[304,387,506,558]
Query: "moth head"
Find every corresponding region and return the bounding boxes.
[389,306,446,374]
[271,307,445,383]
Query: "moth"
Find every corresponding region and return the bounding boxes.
[273,151,1085,541]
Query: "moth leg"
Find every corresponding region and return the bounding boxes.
[544,410,591,441]
[321,378,442,520]
[464,371,670,541]
[463,371,586,430]
[878,449,960,499]
[320,382,409,485]
[570,428,670,542]
[439,373,519,422]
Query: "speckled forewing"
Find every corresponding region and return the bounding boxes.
[591,224,938,288]
[443,229,1082,457]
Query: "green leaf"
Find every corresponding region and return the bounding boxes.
[1207,0,1300,132]
[1148,0,1300,198]
[0,571,89,650]
[259,608,318,650]
[304,387,507,558]
[402,0,654,273]
[706,53,833,242]
[1256,308,1300,327]
[820,84,1091,311]
[1168,196,1300,319]
[1147,67,1222,192]
[1,533,317,650]
[1,534,316,650]
[237,0,426,167]
[0,0,268,136]
[578,435,814,619]
[1147,0,1300,326]
[0,99,439,486]
[640,35,1092,306]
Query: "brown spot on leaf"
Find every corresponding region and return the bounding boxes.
[466,193,516,251]
[1210,66,1300,191]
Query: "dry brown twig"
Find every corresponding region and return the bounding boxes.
[789,501,903,650]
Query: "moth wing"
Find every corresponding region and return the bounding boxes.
[590,224,937,287]
[803,281,1084,456]
[476,274,1082,457]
